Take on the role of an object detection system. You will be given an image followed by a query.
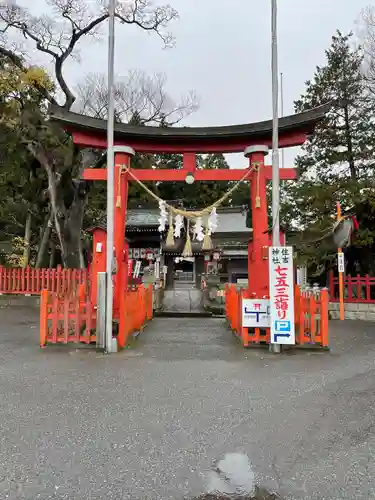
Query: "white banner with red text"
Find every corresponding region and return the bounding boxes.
[269,246,295,345]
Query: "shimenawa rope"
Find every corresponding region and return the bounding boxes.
[115,162,261,218]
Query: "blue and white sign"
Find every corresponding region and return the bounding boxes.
[269,246,295,345]
[242,299,271,328]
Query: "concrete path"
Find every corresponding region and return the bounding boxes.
[1,306,375,499]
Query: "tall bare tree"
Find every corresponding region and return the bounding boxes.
[0,0,191,268]
[76,70,198,124]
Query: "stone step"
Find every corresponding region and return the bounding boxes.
[0,294,40,307]
[162,289,204,313]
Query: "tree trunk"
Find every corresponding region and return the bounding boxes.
[35,211,53,268]
[79,238,85,269]
[30,144,92,269]
[22,211,32,267]
[343,102,356,180]
[55,193,87,269]
[49,242,55,268]
[43,167,86,269]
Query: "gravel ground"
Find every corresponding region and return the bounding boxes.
[1,305,375,499]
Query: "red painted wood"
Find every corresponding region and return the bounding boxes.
[247,153,270,297]
[71,130,308,152]
[183,153,197,171]
[330,273,375,303]
[83,166,296,182]
[0,266,87,295]
[113,153,131,313]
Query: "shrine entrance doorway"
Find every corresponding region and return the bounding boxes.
[161,255,205,315]
[173,257,195,286]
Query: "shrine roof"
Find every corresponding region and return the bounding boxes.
[49,103,331,152]
[126,209,160,227]
[126,206,251,233]
[91,207,251,233]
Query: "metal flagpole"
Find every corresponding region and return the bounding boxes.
[270,0,281,354]
[280,71,285,170]
[105,0,116,353]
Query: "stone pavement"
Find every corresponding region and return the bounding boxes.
[162,287,204,313]
[1,306,375,499]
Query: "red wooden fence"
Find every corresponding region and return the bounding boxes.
[40,284,153,348]
[225,284,329,348]
[0,266,88,295]
[118,284,153,348]
[40,288,95,347]
[329,271,375,303]
[295,286,329,347]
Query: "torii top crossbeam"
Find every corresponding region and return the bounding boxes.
[50,103,329,153]
[49,103,329,182]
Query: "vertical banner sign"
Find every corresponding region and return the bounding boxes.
[269,246,295,345]
[337,252,345,273]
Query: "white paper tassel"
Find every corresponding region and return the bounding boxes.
[158,200,168,232]
[193,217,205,242]
[174,214,184,238]
[208,207,218,235]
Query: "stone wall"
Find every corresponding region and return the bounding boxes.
[329,301,375,320]
[0,294,40,307]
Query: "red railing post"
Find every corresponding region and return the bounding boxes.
[31,267,36,294]
[56,265,62,295]
[118,289,127,349]
[366,275,371,302]
[11,268,15,293]
[299,290,305,345]
[240,290,248,347]
[21,267,25,293]
[309,293,316,344]
[37,267,42,293]
[320,288,329,347]
[294,285,300,327]
[0,266,4,294]
[40,289,49,347]
[16,268,21,293]
[347,275,353,301]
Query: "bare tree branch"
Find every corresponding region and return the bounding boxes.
[357,6,375,94]
[74,70,199,125]
[0,0,179,110]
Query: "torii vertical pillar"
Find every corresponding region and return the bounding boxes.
[113,146,135,315]
[245,145,270,297]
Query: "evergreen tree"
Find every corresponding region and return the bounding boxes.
[282,31,375,274]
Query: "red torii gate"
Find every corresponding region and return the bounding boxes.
[50,103,329,311]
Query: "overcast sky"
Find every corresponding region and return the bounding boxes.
[15,0,372,167]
